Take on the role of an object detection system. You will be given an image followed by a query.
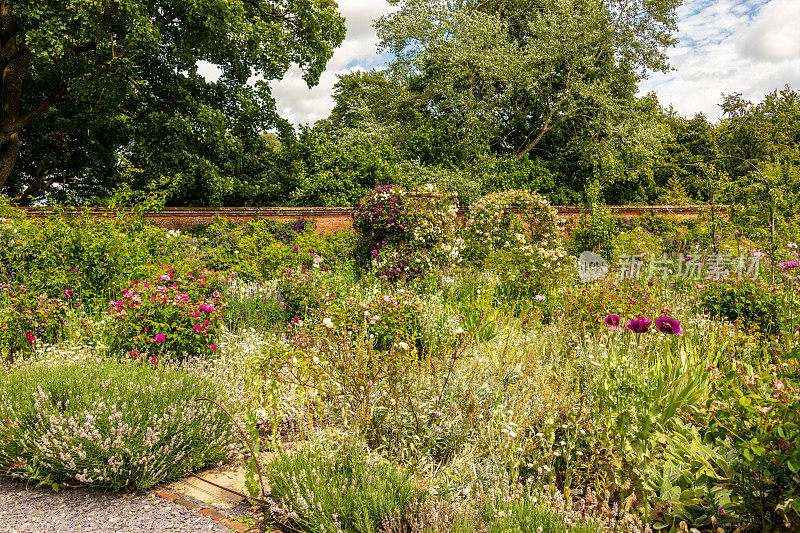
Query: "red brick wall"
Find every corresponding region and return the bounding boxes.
[21,205,725,232]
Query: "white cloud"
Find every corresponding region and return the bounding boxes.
[269,1,398,127]
[639,0,800,122]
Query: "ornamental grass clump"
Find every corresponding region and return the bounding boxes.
[0,358,236,490]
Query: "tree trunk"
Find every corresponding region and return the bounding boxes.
[0,27,30,191]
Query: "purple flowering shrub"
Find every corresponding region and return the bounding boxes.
[0,359,235,490]
[106,268,224,361]
[351,184,462,280]
[0,286,68,361]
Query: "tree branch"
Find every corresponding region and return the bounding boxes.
[11,87,67,131]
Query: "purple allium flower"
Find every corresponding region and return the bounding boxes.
[603,313,621,330]
[655,316,684,335]
[625,317,651,333]
[63,289,74,297]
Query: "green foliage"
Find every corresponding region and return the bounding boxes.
[699,279,783,336]
[644,422,740,531]
[372,0,677,174]
[0,209,199,313]
[267,437,416,533]
[610,226,667,257]
[277,270,326,323]
[0,359,235,491]
[590,333,718,516]
[486,247,573,304]
[707,354,800,531]
[2,0,346,203]
[568,180,620,261]
[331,293,423,354]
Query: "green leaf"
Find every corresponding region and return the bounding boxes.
[738,395,752,407]
[742,448,754,462]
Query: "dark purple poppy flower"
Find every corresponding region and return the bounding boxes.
[655,316,684,335]
[603,313,621,330]
[625,317,651,333]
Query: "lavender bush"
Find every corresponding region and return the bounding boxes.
[0,359,236,490]
[266,437,416,533]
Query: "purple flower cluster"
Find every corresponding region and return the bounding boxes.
[604,314,684,334]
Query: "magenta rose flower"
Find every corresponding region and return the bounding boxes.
[154,333,166,343]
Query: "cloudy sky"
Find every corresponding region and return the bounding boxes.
[244,0,800,126]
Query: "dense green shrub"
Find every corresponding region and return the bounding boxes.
[707,355,800,530]
[330,292,423,353]
[0,359,235,490]
[699,279,783,336]
[0,210,199,313]
[567,182,620,261]
[193,216,354,277]
[0,286,69,361]
[278,269,326,323]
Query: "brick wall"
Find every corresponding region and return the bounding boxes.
[22,205,725,231]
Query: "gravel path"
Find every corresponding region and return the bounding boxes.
[0,480,242,533]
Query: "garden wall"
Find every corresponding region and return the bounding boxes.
[23,205,723,232]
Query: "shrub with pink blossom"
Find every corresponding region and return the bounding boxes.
[106,268,224,361]
[0,286,68,361]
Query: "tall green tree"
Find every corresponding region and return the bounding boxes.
[0,0,345,204]
[374,0,676,161]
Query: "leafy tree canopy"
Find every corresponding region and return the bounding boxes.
[0,0,345,204]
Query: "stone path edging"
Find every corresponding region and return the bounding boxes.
[153,489,253,532]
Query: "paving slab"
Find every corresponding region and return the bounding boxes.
[168,463,248,510]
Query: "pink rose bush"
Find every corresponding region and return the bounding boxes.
[107,269,223,361]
